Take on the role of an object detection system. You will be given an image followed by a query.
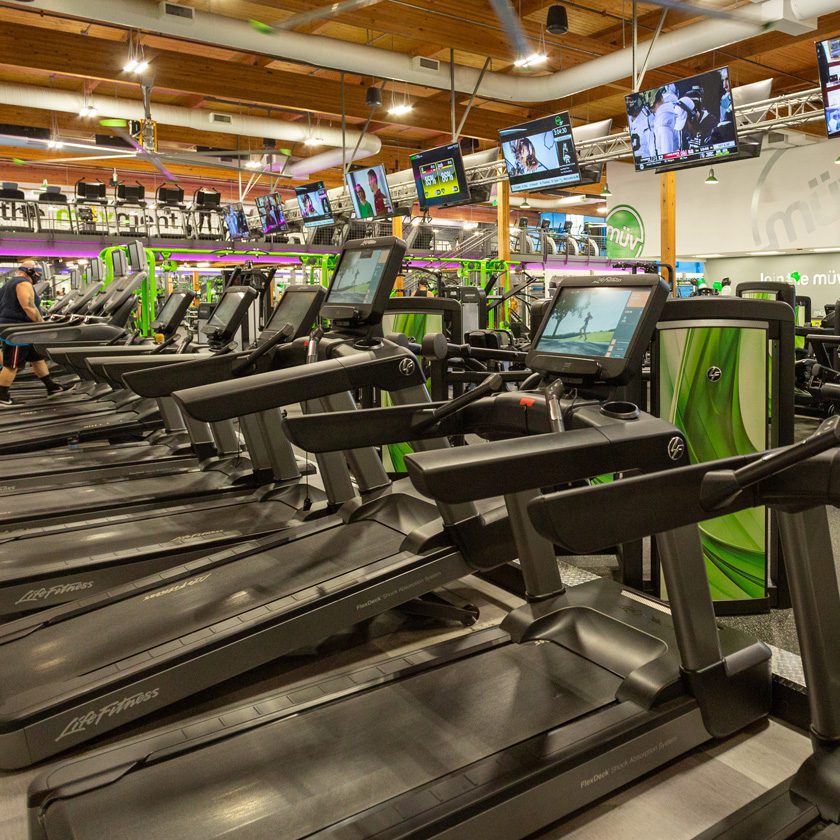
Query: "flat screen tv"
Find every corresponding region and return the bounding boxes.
[346,164,395,219]
[499,112,581,192]
[409,143,471,209]
[222,203,250,240]
[255,193,287,234]
[295,181,334,228]
[625,67,738,171]
[817,36,840,137]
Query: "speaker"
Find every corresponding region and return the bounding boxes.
[365,86,383,108]
[546,4,568,35]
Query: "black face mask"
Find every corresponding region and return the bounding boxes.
[22,267,42,282]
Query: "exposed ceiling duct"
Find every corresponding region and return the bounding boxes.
[0,82,381,177]
[21,0,837,103]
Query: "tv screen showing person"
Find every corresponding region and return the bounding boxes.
[499,112,581,192]
[346,165,394,219]
[295,182,334,228]
[625,67,738,171]
[817,37,840,138]
[256,193,287,234]
[223,203,250,240]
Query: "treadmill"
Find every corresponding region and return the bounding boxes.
[0,283,259,458]
[0,291,195,426]
[0,288,288,528]
[0,264,710,768]
[0,287,337,619]
[20,274,774,839]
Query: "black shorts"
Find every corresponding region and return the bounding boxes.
[1,342,43,369]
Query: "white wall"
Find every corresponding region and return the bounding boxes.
[606,139,840,259]
[704,253,840,312]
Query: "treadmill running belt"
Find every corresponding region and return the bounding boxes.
[41,644,620,839]
[0,471,232,525]
[0,497,299,580]
[0,444,175,481]
[0,521,404,719]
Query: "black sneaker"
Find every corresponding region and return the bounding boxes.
[0,396,17,408]
[47,384,75,398]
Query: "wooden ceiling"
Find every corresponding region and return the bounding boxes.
[0,0,836,201]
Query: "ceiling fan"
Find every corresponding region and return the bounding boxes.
[249,0,387,34]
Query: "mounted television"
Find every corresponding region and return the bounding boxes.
[410,143,471,209]
[295,181,334,228]
[255,193,287,234]
[499,111,581,193]
[817,37,840,137]
[625,67,738,171]
[223,203,251,240]
[346,164,394,219]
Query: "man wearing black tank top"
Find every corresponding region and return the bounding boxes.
[0,259,71,407]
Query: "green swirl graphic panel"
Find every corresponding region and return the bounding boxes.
[659,327,767,601]
[379,312,443,474]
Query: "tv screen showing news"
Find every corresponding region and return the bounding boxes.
[255,193,287,234]
[817,37,840,137]
[499,112,581,192]
[535,286,652,359]
[625,67,738,171]
[346,165,395,219]
[410,143,471,209]
[326,246,391,306]
[223,203,250,240]
[295,181,334,228]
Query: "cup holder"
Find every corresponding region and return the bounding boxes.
[600,400,640,420]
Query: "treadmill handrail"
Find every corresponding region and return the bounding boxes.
[173,343,427,423]
[405,415,686,503]
[122,349,284,398]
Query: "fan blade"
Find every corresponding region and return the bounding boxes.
[641,0,764,23]
[111,126,176,181]
[487,0,531,61]
[250,0,386,33]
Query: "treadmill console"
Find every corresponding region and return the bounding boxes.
[259,284,325,343]
[527,274,668,385]
[200,285,258,345]
[321,236,407,328]
[150,291,196,336]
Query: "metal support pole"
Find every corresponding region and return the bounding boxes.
[450,48,457,142]
[455,56,491,140]
[636,9,668,92]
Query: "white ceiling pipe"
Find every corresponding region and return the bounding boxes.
[510,195,601,209]
[24,0,827,103]
[0,82,380,164]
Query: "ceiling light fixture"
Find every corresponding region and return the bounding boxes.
[123,32,150,75]
[748,250,784,255]
[600,182,612,197]
[836,154,840,165]
[546,4,569,35]
[388,102,413,116]
[520,196,531,209]
[705,167,719,185]
[244,159,261,170]
[514,52,547,69]
[596,205,608,214]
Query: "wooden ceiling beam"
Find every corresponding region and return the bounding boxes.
[0,21,513,140]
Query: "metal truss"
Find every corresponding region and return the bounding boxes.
[284,87,827,220]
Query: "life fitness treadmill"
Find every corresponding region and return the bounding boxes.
[0,287,334,620]
[0,289,236,480]
[0,291,195,429]
[0,283,256,463]
[22,274,772,839]
[0,286,306,532]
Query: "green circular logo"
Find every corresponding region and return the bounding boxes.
[606,204,645,259]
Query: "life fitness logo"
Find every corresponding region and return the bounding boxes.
[606,204,645,260]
